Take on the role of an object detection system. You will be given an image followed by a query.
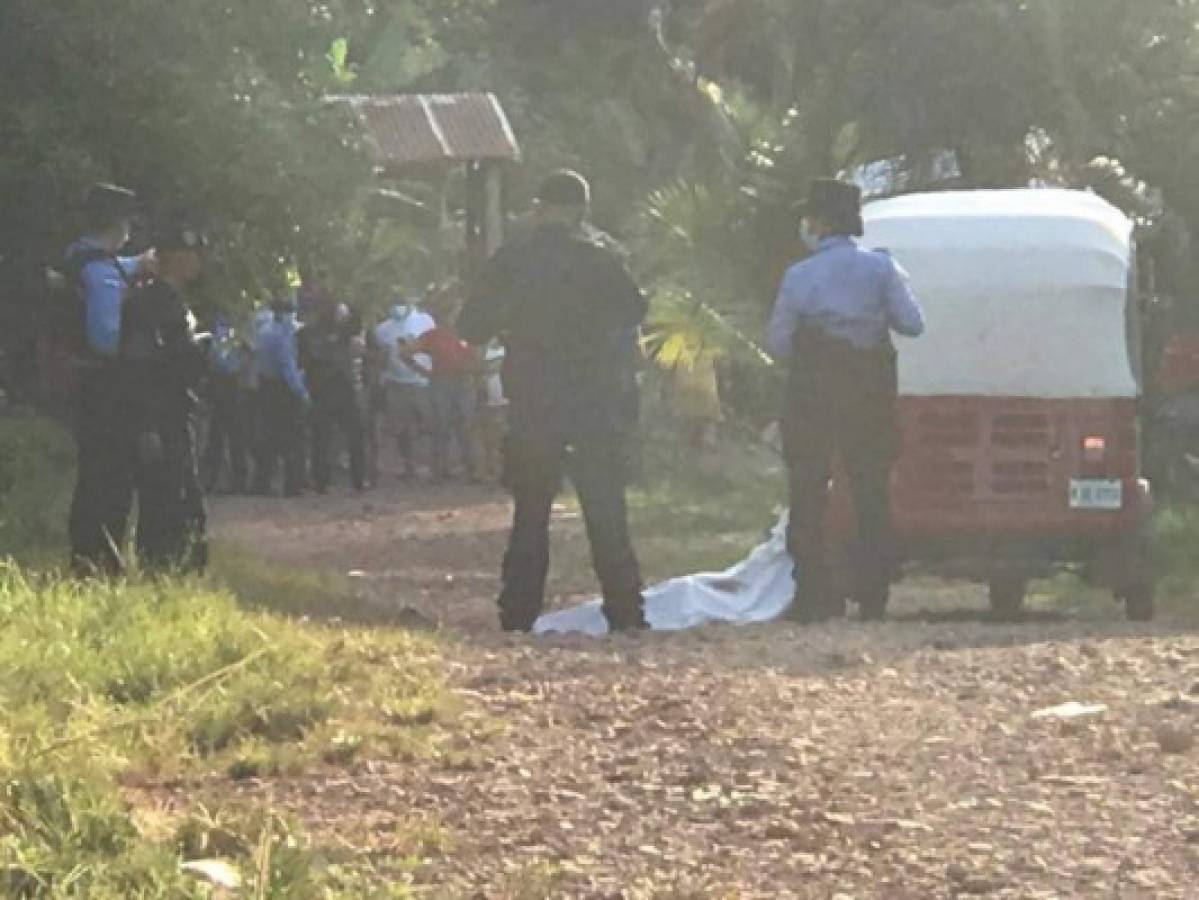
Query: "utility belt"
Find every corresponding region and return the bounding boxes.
[783,325,900,460]
[788,325,897,398]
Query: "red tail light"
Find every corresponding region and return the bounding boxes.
[1083,436,1107,464]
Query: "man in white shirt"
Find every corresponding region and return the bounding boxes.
[372,299,435,479]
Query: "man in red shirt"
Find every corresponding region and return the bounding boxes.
[402,297,479,480]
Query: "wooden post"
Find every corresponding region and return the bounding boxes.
[484,162,505,258]
[464,160,486,287]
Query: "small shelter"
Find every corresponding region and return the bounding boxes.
[334,92,521,276]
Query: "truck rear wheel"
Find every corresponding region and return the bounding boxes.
[989,577,1027,620]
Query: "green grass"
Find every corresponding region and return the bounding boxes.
[1149,504,1199,619]
[0,565,444,896]
[0,417,445,897]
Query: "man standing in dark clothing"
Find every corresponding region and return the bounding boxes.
[64,184,155,575]
[121,222,210,573]
[458,170,648,633]
[300,291,367,492]
[766,179,925,623]
[200,317,251,494]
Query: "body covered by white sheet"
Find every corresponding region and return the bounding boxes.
[536,190,1138,637]
[863,189,1137,399]
[535,515,794,637]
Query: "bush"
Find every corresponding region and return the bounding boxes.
[0,417,74,561]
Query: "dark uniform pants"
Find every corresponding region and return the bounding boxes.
[783,333,899,620]
[310,376,366,491]
[136,414,208,573]
[68,365,134,575]
[252,379,307,494]
[201,377,249,493]
[500,428,645,632]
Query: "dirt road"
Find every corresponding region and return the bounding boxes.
[211,484,1199,898]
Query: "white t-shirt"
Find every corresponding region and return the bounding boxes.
[374,308,435,387]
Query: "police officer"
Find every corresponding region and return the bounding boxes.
[121,220,209,573]
[300,290,367,492]
[251,297,311,496]
[766,179,925,623]
[65,184,156,575]
[200,316,251,494]
[459,170,648,633]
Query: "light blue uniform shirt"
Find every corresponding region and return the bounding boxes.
[68,238,143,357]
[766,236,925,359]
[254,317,309,403]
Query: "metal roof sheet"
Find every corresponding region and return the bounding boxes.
[336,93,521,168]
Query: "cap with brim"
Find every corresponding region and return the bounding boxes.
[84,183,138,218]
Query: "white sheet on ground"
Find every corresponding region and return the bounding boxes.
[534,514,793,637]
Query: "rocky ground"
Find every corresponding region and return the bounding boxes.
[204,480,1199,898]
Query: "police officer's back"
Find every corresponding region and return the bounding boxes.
[63,184,154,575]
[766,179,924,623]
[459,170,648,633]
[200,318,252,494]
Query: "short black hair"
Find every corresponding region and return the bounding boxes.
[537,169,591,208]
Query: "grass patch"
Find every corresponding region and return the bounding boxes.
[0,566,444,896]
[1150,504,1199,620]
[208,542,414,627]
[0,418,451,894]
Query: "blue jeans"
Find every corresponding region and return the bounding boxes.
[430,376,477,476]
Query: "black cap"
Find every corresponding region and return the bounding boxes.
[537,169,591,208]
[83,183,138,224]
[152,220,209,253]
[799,178,864,237]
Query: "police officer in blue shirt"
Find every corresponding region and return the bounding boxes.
[250,297,311,496]
[766,179,925,623]
[200,317,252,494]
[64,184,156,575]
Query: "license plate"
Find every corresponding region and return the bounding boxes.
[1070,479,1123,510]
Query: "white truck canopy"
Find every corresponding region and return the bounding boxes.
[862,189,1138,398]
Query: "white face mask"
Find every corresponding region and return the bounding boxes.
[799,218,821,252]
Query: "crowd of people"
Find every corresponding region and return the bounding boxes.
[198,280,506,499]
